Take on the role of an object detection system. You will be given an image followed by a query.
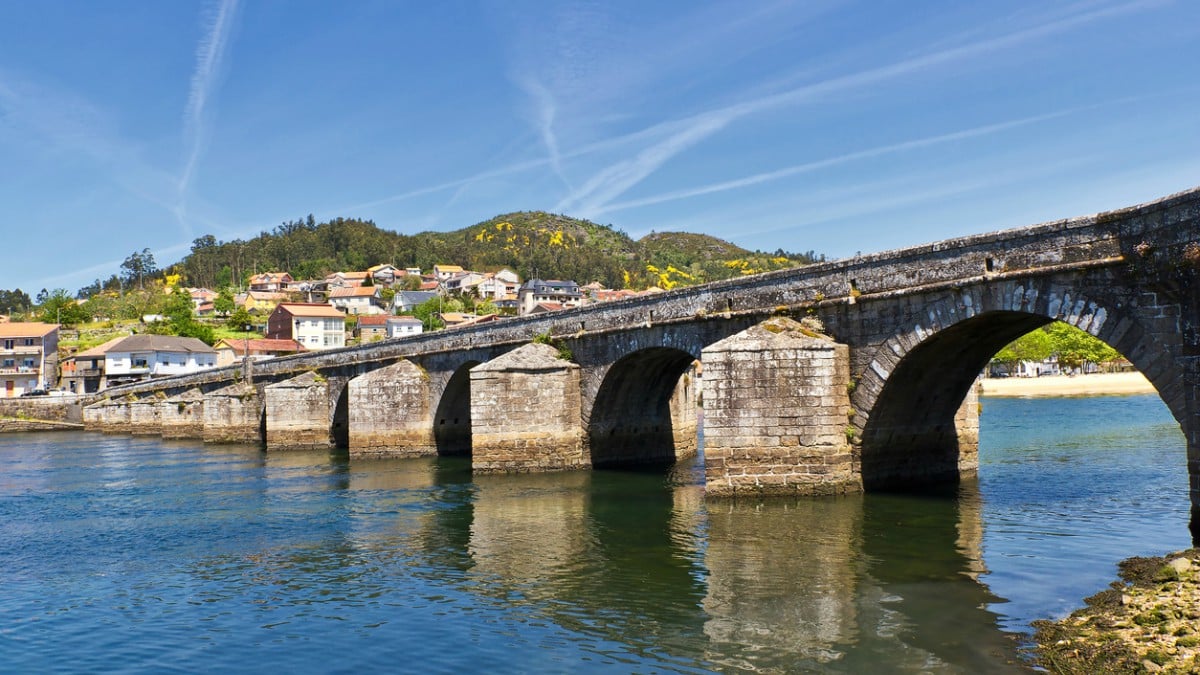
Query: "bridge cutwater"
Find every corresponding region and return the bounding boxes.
[82,187,1200,537]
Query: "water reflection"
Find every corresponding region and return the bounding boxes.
[14,423,1174,672]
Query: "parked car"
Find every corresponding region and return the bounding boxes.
[20,389,48,397]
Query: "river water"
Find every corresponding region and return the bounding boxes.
[0,394,1188,673]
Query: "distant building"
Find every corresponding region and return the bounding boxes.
[392,290,437,313]
[355,315,389,342]
[325,271,370,288]
[237,291,289,314]
[70,334,218,390]
[328,285,383,315]
[386,316,423,339]
[212,338,306,367]
[518,279,582,315]
[433,264,463,280]
[0,322,59,396]
[248,272,294,293]
[265,303,347,350]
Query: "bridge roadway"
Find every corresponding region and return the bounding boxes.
[84,186,1200,536]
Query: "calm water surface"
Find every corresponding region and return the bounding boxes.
[0,394,1188,673]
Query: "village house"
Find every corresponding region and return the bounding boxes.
[248,272,293,293]
[386,316,423,339]
[60,336,123,394]
[432,264,463,281]
[391,290,438,313]
[443,271,487,294]
[237,290,289,314]
[329,285,384,315]
[476,269,521,300]
[325,271,370,289]
[212,337,306,367]
[367,264,402,286]
[188,288,217,311]
[355,315,389,342]
[72,334,218,390]
[0,322,59,396]
[518,279,583,315]
[265,303,346,350]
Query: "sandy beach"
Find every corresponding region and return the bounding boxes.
[979,371,1156,397]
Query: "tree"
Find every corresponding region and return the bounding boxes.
[213,288,236,316]
[411,297,445,330]
[121,248,158,290]
[37,289,91,326]
[994,329,1053,367]
[225,306,254,332]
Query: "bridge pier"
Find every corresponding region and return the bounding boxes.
[1186,357,1200,544]
[348,360,436,458]
[159,388,204,439]
[101,397,134,435]
[203,382,261,445]
[670,362,701,460]
[702,318,859,497]
[470,343,587,473]
[129,396,162,435]
[265,372,334,451]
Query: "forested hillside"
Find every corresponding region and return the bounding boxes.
[78,212,822,295]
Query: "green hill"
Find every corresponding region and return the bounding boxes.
[100,212,821,294]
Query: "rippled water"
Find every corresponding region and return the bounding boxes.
[0,394,1188,673]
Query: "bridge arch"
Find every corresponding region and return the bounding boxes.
[852,278,1185,490]
[434,360,480,457]
[588,347,700,468]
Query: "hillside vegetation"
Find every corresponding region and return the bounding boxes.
[153,212,821,292]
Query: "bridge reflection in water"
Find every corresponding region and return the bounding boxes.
[304,453,1027,672]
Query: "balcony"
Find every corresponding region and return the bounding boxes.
[0,366,39,375]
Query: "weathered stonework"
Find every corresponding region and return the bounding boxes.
[670,362,701,459]
[101,397,135,435]
[129,395,163,435]
[202,382,261,445]
[471,343,586,473]
[348,359,435,458]
[702,317,858,497]
[82,401,105,431]
[159,388,204,439]
[265,371,332,451]
[956,378,981,475]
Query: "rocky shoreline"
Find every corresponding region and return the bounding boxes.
[1033,548,1200,673]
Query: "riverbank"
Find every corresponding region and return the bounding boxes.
[1033,548,1200,673]
[981,372,1155,398]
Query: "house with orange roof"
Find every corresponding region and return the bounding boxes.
[329,285,383,315]
[265,303,347,350]
[0,322,60,396]
[212,337,306,367]
[248,272,294,292]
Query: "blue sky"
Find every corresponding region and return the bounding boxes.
[2,1,1198,294]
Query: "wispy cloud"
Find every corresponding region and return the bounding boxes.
[555,0,1166,217]
[591,107,1087,216]
[176,0,240,238]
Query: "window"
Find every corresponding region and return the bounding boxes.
[133,358,148,368]
[22,359,34,368]
[3,340,12,350]
[23,339,33,346]
[3,359,13,368]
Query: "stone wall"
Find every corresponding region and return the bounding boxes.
[129,396,163,435]
[160,389,204,439]
[702,318,858,497]
[264,372,332,451]
[470,343,587,473]
[348,360,436,458]
[203,382,261,445]
[0,397,84,424]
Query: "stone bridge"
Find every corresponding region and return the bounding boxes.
[84,187,1200,533]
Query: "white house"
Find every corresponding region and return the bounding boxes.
[328,286,383,315]
[101,335,217,388]
[265,303,347,350]
[386,316,424,339]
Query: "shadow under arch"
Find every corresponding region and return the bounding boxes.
[589,347,699,468]
[859,306,1185,492]
[860,311,1050,490]
[434,360,480,457]
[331,382,350,449]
